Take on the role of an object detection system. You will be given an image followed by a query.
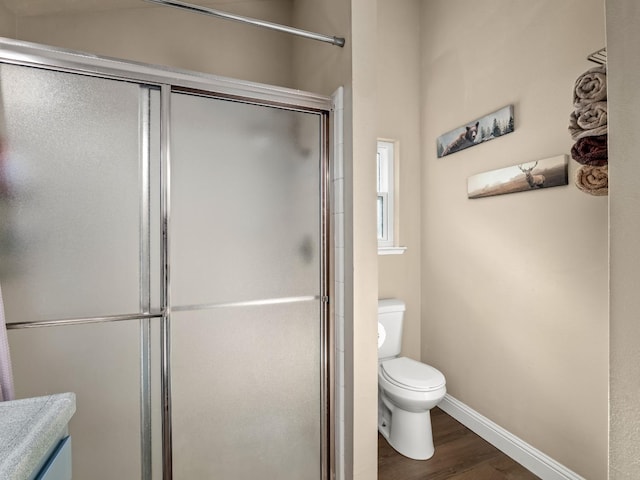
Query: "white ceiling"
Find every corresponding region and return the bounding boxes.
[1,0,278,17]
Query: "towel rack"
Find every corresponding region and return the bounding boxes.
[587,47,607,66]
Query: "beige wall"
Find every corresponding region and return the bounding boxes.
[12,1,294,88]
[292,0,349,96]
[607,0,640,478]
[346,4,378,477]
[0,4,14,38]
[376,0,422,362]
[419,0,607,477]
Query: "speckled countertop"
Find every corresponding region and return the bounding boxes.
[0,393,76,480]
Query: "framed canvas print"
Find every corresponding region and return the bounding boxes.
[437,105,514,158]
[467,155,568,199]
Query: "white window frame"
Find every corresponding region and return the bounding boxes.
[377,140,394,247]
[377,140,406,255]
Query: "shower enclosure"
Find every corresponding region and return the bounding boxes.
[0,38,333,480]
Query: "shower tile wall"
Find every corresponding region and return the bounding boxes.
[332,87,346,480]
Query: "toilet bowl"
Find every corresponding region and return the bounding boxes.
[378,356,446,460]
[378,299,446,460]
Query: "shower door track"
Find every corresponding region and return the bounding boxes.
[0,37,334,480]
[0,38,331,111]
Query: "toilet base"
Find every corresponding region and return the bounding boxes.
[379,407,435,460]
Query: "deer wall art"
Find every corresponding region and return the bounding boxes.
[518,161,546,189]
[467,155,568,199]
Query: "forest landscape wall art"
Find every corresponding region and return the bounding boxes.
[437,105,515,158]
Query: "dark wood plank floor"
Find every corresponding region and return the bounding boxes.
[378,407,540,480]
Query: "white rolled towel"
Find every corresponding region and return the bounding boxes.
[568,101,608,140]
[573,65,607,108]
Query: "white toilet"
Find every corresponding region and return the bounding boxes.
[378,299,446,460]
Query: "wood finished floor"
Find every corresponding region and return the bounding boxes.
[378,408,540,480]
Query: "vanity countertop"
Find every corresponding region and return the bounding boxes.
[0,393,76,479]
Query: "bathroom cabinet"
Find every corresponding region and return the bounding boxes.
[33,435,72,480]
[0,393,76,480]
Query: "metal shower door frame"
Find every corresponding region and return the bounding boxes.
[161,84,333,480]
[0,37,334,480]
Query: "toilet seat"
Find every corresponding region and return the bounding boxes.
[381,357,446,392]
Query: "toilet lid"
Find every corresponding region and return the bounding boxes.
[381,357,446,392]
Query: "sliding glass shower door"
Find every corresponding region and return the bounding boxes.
[169,91,326,479]
[1,40,331,480]
[0,62,160,480]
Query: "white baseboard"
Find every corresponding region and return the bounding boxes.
[438,394,585,480]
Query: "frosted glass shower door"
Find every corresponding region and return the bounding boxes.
[170,91,326,479]
[0,63,150,322]
[0,62,162,479]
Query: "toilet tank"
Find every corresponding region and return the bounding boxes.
[378,299,405,360]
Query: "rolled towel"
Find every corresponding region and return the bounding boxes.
[568,101,608,140]
[573,65,607,108]
[571,135,608,166]
[575,165,608,196]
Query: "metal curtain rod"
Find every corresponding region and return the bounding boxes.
[145,0,346,47]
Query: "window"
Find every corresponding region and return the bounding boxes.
[377,140,406,255]
[377,140,395,247]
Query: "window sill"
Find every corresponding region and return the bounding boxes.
[378,246,407,256]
